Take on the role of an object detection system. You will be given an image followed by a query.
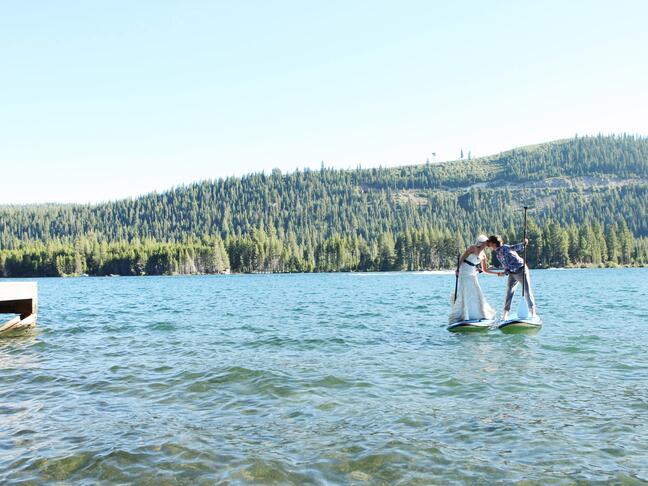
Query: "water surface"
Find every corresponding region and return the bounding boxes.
[1,269,647,484]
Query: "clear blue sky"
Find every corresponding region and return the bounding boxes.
[1,1,647,203]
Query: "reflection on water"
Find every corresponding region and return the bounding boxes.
[1,269,647,484]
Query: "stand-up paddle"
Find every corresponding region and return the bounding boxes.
[453,253,460,303]
[499,206,542,332]
[517,206,530,319]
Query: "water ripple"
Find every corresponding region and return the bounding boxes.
[1,269,648,484]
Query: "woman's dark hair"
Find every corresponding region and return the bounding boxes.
[488,235,503,247]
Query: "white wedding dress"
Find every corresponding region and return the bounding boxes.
[448,252,496,324]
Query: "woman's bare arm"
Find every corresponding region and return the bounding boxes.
[481,252,505,276]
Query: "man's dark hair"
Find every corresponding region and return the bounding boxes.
[488,235,503,247]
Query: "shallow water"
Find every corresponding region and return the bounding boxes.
[1,269,647,485]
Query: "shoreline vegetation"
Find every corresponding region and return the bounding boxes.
[0,220,645,278]
[1,135,648,277]
[1,265,645,279]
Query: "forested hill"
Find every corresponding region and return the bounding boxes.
[1,134,648,276]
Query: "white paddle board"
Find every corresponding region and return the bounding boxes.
[498,315,542,332]
[447,318,496,332]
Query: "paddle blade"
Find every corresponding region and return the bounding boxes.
[517,298,529,319]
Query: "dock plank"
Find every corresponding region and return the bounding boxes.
[0,282,38,318]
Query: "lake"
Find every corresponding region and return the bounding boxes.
[1,269,647,484]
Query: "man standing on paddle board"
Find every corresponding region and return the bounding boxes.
[487,235,537,320]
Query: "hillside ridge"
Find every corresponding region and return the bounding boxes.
[1,135,647,276]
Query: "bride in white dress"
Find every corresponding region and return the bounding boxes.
[448,234,500,324]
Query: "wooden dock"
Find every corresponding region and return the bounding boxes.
[0,282,38,336]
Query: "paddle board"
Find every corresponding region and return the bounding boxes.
[498,315,542,332]
[447,318,496,332]
[0,314,36,337]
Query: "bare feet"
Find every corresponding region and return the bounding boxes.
[502,311,509,320]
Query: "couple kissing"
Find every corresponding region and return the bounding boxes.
[449,234,537,325]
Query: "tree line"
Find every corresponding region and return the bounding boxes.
[1,220,644,277]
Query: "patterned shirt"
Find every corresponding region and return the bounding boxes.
[495,243,525,274]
